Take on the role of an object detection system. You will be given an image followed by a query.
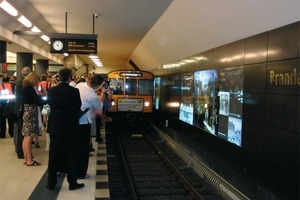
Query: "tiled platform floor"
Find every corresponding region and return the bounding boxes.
[0,126,109,200]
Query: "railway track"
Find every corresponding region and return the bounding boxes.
[106,123,227,200]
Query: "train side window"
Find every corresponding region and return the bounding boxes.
[138,79,153,95]
[125,79,137,95]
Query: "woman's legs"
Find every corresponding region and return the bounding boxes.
[23,135,34,164]
[34,135,40,148]
[22,135,27,163]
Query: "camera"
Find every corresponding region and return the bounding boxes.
[103,80,109,89]
[103,83,109,89]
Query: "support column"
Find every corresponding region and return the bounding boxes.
[16,52,33,80]
[36,59,49,77]
[0,41,7,77]
[0,41,6,63]
[0,41,7,139]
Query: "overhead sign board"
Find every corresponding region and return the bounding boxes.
[50,38,97,54]
[67,39,97,54]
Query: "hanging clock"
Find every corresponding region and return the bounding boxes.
[52,40,64,51]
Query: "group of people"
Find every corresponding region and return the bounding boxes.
[1,66,112,191]
[0,74,16,138]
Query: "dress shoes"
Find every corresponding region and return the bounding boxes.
[96,138,103,144]
[46,180,57,191]
[46,184,55,191]
[69,183,85,190]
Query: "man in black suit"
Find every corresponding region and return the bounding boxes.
[46,68,84,191]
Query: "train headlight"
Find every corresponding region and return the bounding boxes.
[144,101,150,107]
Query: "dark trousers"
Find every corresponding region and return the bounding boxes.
[0,107,6,138]
[48,135,77,185]
[1,113,15,137]
[7,114,15,137]
[76,123,91,177]
[95,116,101,142]
[14,117,24,158]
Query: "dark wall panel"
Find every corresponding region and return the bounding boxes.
[194,53,204,71]
[299,22,300,57]
[241,152,262,180]
[227,40,245,67]
[268,22,299,61]
[180,61,194,73]
[202,50,214,70]
[293,133,300,173]
[244,63,266,93]
[262,159,297,200]
[265,94,296,132]
[264,127,295,167]
[296,96,300,133]
[242,121,264,155]
[213,45,227,69]
[243,93,265,123]
[245,32,268,64]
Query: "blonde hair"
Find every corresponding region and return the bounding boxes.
[23,72,40,87]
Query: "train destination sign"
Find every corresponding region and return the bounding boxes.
[119,72,143,77]
[50,38,97,54]
[117,98,143,112]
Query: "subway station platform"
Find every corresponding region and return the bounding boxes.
[0,126,109,200]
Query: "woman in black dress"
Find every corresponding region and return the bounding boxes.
[22,72,43,166]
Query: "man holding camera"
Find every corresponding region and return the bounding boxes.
[75,75,112,178]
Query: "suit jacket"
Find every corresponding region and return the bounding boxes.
[47,82,81,136]
[14,76,24,116]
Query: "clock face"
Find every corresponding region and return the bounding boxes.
[53,40,64,51]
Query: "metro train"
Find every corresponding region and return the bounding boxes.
[107,70,154,124]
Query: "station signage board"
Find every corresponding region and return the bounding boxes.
[50,38,97,54]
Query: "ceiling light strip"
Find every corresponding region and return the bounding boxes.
[0,0,18,16]
[0,1,51,43]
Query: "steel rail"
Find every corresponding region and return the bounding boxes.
[143,131,206,200]
[116,133,138,200]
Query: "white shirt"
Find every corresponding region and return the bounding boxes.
[76,82,103,125]
[69,81,77,87]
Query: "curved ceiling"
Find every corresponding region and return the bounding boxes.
[0,0,299,74]
[0,0,173,73]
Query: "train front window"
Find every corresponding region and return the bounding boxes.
[109,79,124,95]
[138,79,153,95]
[125,79,137,95]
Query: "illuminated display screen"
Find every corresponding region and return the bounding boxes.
[154,77,161,110]
[179,105,193,125]
[176,67,244,147]
[217,66,244,146]
[159,68,244,146]
[179,73,194,125]
[194,70,218,134]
